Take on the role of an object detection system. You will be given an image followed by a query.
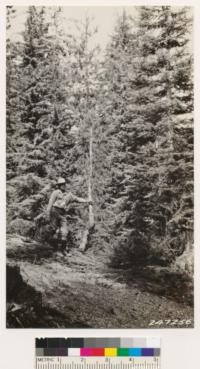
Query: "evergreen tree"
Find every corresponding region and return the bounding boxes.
[7,6,71,236]
[18,6,55,175]
[59,17,100,248]
[103,7,193,268]
[99,11,154,264]
[6,6,193,270]
[7,9,101,243]
[153,7,193,260]
[135,6,193,263]
[6,6,21,178]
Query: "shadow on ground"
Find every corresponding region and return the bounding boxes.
[6,234,194,328]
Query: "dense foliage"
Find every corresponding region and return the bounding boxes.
[7,6,193,280]
[99,8,193,274]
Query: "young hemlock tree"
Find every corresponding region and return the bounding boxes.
[60,18,100,249]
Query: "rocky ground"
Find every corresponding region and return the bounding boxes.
[6,235,193,329]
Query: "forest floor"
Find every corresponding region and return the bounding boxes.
[6,235,193,329]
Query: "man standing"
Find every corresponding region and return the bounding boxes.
[46,177,92,254]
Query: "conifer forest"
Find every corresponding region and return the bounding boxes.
[6,6,194,328]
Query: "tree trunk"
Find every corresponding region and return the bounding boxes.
[79,122,94,252]
[88,125,94,228]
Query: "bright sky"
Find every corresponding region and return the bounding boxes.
[9,6,138,50]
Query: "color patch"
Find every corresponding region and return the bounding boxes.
[35,338,161,357]
[55,348,68,356]
[94,338,106,348]
[92,348,105,356]
[141,348,154,356]
[146,337,160,348]
[84,338,97,348]
[120,338,134,348]
[108,338,120,348]
[104,348,117,356]
[154,348,160,357]
[36,338,48,348]
[43,348,55,356]
[68,348,80,356]
[80,348,93,356]
[117,348,129,356]
[70,339,84,348]
[129,348,142,356]
[36,348,44,356]
[133,338,146,347]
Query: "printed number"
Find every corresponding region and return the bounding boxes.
[171,320,179,326]
[178,320,185,325]
[149,320,163,326]
[149,319,193,326]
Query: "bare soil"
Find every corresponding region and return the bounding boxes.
[6,235,193,328]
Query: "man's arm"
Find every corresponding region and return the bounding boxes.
[69,193,92,204]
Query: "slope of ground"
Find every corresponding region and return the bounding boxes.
[6,235,193,328]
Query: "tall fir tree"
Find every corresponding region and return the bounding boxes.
[7,6,72,236]
[102,7,193,268]
[99,11,155,264]
[153,7,193,259]
[6,6,21,177]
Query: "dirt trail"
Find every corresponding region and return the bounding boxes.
[7,235,193,328]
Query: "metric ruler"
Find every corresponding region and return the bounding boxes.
[35,338,161,369]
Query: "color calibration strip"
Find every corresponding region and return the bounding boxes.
[36,338,160,357]
[35,338,161,369]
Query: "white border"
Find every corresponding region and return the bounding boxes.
[0,1,199,369]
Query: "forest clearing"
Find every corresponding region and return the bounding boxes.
[7,235,193,328]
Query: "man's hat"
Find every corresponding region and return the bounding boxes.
[57,177,66,185]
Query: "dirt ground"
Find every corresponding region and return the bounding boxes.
[6,235,193,328]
